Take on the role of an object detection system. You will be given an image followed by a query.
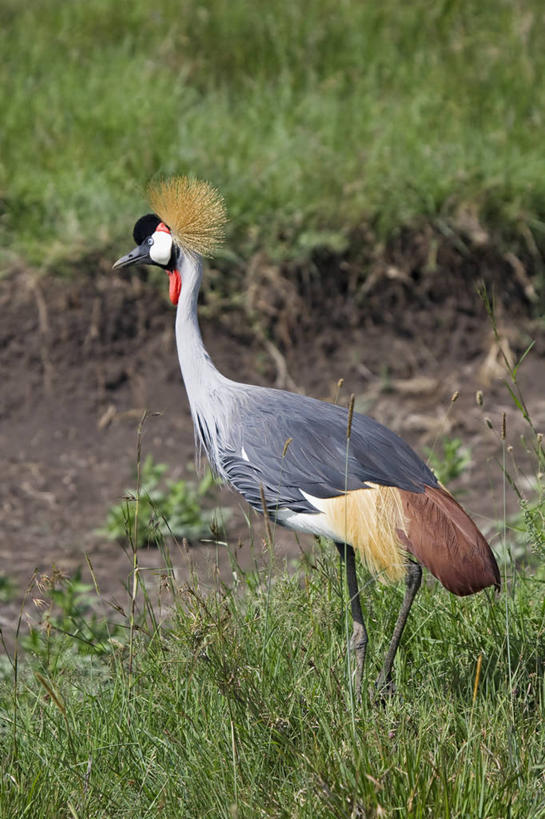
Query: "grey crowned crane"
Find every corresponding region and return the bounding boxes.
[114,176,500,695]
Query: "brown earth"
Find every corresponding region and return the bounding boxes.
[1,237,544,646]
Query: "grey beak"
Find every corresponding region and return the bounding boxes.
[112,242,152,270]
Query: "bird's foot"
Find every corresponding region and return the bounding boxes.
[373,671,396,704]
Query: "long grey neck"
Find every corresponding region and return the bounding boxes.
[174,250,231,416]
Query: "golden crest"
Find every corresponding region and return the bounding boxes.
[147,176,227,257]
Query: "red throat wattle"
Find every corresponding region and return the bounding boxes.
[167,269,182,305]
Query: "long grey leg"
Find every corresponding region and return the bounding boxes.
[375,561,422,694]
[335,541,368,697]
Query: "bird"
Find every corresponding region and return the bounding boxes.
[113,176,500,696]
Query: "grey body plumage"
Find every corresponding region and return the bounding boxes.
[212,387,438,515]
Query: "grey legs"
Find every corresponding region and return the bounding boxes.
[335,541,368,697]
[334,544,422,698]
[375,561,422,694]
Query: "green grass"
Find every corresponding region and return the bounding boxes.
[1,542,545,817]
[425,436,472,488]
[2,0,545,271]
[101,455,226,548]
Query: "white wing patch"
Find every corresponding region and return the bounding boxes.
[276,508,340,540]
[300,490,327,512]
[274,489,338,539]
[241,446,250,462]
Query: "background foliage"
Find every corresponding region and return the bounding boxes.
[2,0,545,271]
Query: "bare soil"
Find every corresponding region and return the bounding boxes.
[1,241,544,645]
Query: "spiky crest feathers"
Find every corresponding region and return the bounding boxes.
[147,176,227,257]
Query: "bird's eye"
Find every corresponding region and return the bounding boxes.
[147,237,154,246]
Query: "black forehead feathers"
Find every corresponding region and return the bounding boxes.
[133,213,161,244]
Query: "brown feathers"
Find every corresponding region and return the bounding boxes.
[399,486,500,596]
[318,483,499,596]
[147,176,227,257]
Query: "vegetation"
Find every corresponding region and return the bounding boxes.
[426,436,472,487]
[101,455,225,548]
[2,0,545,277]
[20,568,124,666]
[1,537,545,816]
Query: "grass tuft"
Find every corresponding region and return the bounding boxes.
[1,541,545,816]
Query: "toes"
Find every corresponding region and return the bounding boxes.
[373,673,396,703]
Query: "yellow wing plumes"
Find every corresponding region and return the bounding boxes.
[318,485,408,583]
[147,176,227,257]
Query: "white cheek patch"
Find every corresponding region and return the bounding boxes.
[149,230,173,265]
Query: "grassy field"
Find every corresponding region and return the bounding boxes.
[2,0,545,272]
[1,536,545,816]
